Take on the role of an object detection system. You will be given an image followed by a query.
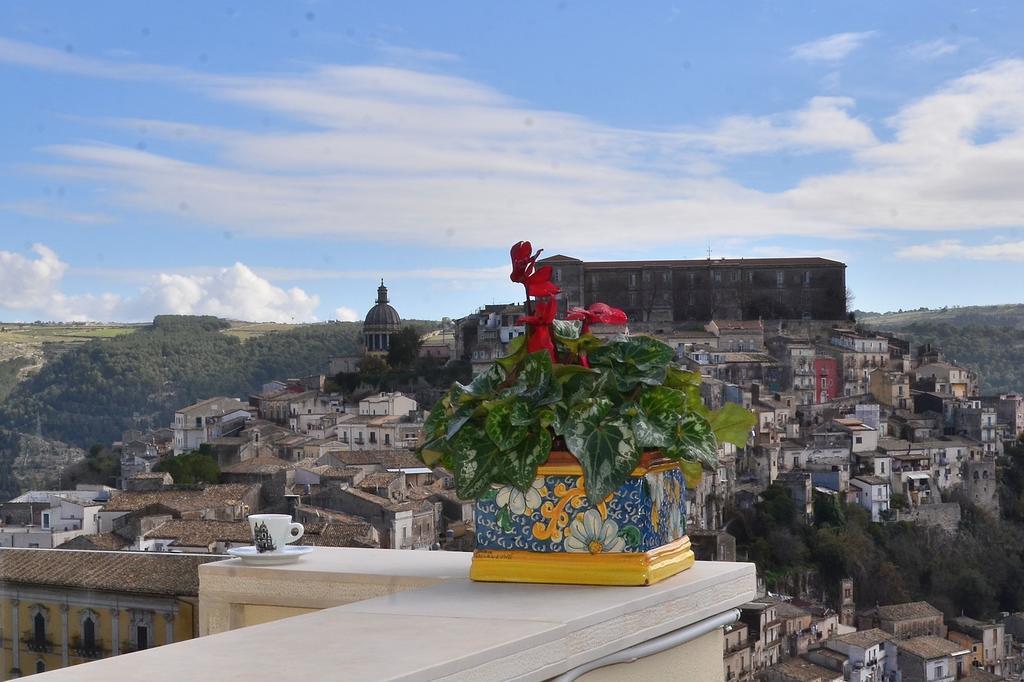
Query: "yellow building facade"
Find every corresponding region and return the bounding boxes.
[0,548,217,679]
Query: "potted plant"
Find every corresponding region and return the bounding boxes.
[419,241,755,586]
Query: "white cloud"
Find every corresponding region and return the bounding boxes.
[688,97,876,154]
[896,239,1024,261]
[0,244,319,322]
[906,39,960,61]
[790,31,878,63]
[130,264,320,322]
[334,307,359,322]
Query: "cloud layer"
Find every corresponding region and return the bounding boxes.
[3,37,1024,267]
[896,239,1024,261]
[0,244,320,322]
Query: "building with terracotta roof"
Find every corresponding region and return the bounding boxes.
[0,548,219,676]
[98,484,260,534]
[895,636,971,681]
[859,601,946,640]
[141,519,252,554]
[763,657,843,682]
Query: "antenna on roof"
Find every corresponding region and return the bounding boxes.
[707,242,712,260]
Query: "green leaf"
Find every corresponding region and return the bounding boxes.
[558,332,604,356]
[588,336,675,391]
[638,386,688,429]
[664,366,701,391]
[552,319,582,340]
[501,427,552,491]
[450,428,503,500]
[465,364,505,397]
[630,411,672,449]
[665,412,718,468]
[623,386,687,448]
[446,402,478,439]
[708,402,756,448]
[423,402,450,441]
[564,398,641,503]
[496,335,528,373]
[418,436,451,468]
[510,401,539,426]
[506,350,562,405]
[485,399,530,451]
[551,363,595,383]
[589,335,675,372]
[679,459,704,489]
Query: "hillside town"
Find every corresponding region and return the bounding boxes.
[0,263,1022,681]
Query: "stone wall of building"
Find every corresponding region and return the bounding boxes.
[541,255,847,323]
[896,502,962,533]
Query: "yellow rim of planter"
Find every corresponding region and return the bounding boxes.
[470,535,695,586]
[537,459,679,478]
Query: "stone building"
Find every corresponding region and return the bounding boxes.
[538,254,847,323]
[964,457,999,515]
[859,601,946,640]
[0,549,217,677]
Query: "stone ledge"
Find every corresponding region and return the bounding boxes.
[41,551,756,681]
[198,547,473,634]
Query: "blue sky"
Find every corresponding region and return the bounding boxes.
[1,2,1023,322]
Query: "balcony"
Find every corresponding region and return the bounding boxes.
[38,548,756,681]
[22,633,53,653]
[71,639,106,659]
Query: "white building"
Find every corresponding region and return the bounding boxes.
[0,496,102,548]
[336,414,423,451]
[824,628,890,682]
[849,476,891,522]
[358,392,418,418]
[172,397,250,455]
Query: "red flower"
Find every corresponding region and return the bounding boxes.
[510,241,560,297]
[509,241,537,283]
[566,302,628,334]
[520,296,558,361]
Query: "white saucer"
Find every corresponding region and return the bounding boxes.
[226,545,314,565]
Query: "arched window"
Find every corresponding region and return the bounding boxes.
[36,660,45,674]
[83,615,96,650]
[33,611,46,646]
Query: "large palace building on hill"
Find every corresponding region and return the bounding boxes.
[538,254,847,323]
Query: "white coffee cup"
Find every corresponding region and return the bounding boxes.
[248,514,304,554]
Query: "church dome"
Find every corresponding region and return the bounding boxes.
[363,280,401,330]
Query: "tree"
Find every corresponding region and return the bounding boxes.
[154,451,220,485]
[387,327,422,368]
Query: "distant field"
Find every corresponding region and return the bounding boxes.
[222,321,301,340]
[858,303,1024,330]
[0,323,140,346]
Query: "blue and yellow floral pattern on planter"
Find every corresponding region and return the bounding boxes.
[470,456,695,586]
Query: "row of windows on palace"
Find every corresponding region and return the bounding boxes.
[14,604,160,673]
[552,268,819,288]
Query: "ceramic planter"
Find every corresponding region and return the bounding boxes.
[470,451,695,586]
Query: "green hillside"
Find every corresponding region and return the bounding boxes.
[858,304,1024,394]
[0,315,364,449]
[858,304,1024,330]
